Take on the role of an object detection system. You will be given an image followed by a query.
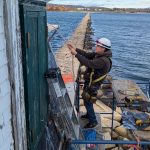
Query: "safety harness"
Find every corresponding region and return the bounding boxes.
[89,71,107,86]
[82,57,112,103]
[89,58,112,86]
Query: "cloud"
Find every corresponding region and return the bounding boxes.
[48,0,150,8]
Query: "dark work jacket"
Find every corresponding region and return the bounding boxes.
[75,48,112,85]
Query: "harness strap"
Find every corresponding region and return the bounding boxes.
[89,69,107,86]
[92,74,107,84]
[89,57,112,86]
[89,70,94,86]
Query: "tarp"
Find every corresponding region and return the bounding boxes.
[122,110,150,130]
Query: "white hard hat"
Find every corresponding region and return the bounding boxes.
[96,38,111,50]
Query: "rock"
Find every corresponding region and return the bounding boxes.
[101,117,120,129]
[95,101,122,122]
[118,136,129,141]
[115,125,128,138]
[93,103,106,112]
[101,114,121,122]
[103,132,116,149]
[112,131,119,139]
[117,137,131,149]
[80,99,84,106]
[111,147,123,150]
[102,128,119,139]
[128,148,135,150]
[115,107,122,115]
[96,90,104,99]
[102,128,111,133]
[80,106,86,113]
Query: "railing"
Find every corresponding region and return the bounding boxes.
[71,140,150,150]
[74,79,150,150]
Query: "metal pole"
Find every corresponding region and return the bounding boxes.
[71,140,150,145]
[76,76,80,113]
[149,80,150,99]
[111,92,115,140]
[98,112,113,114]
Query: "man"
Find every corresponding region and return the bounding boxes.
[67,37,112,128]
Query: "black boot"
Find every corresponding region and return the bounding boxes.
[80,114,88,119]
[84,122,98,128]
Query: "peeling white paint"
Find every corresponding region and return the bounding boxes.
[4,0,27,149]
[0,1,14,149]
[0,0,27,150]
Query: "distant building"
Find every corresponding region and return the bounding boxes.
[77,8,84,11]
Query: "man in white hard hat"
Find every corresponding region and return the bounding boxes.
[67,37,112,128]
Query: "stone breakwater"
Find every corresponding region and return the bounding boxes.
[55,13,91,82]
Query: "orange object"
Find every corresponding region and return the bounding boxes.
[62,74,74,83]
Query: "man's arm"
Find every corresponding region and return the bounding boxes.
[67,44,95,58]
[75,53,105,69]
[76,48,95,58]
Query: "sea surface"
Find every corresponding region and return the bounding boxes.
[47,12,86,50]
[47,12,150,83]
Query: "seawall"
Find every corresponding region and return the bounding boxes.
[55,13,91,106]
[55,13,91,82]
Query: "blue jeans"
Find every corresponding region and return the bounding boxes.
[84,100,98,124]
[83,83,100,124]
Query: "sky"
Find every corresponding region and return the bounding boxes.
[48,0,150,8]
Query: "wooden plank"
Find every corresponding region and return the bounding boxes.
[112,80,148,103]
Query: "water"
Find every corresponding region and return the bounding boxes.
[91,13,150,82]
[47,12,86,51]
[47,12,150,83]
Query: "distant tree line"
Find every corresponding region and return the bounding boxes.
[46,4,150,13]
[46,4,76,11]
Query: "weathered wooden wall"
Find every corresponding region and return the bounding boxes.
[0,1,14,149]
[0,0,27,150]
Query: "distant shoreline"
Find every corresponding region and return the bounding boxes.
[47,10,150,14]
[46,4,150,13]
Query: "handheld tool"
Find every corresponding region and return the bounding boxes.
[136,116,150,126]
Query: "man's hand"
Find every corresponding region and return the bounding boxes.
[67,44,77,55]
